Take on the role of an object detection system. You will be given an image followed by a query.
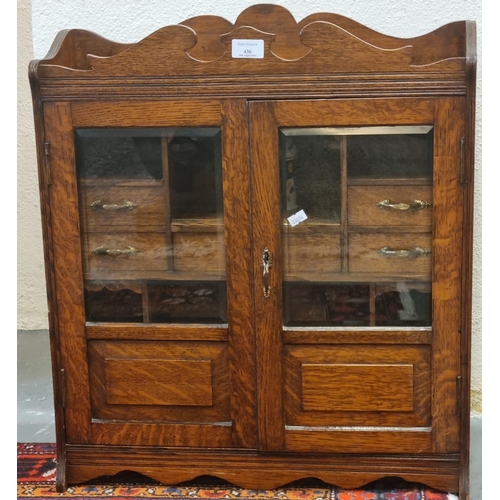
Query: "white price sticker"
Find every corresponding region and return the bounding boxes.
[232,39,264,59]
[287,209,308,227]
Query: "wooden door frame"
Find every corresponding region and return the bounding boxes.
[249,96,464,454]
[43,98,257,449]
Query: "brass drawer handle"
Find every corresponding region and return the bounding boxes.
[90,200,138,211]
[379,246,431,258]
[92,245,139,256]
[377,199,431,211]
[261,247,273,299]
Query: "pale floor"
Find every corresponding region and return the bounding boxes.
[17,330,482,498]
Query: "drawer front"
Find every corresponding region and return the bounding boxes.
[283,232,341,275]
[84,232,169,276]
[349,233,432,275]
[80,182,165,230]
[348,185,432,227]
[173,233,225,272]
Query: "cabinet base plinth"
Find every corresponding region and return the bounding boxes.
[63,445,460,494]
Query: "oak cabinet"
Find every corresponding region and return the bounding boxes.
[29,5,476,499]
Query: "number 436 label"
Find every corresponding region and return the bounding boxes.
[232,39,264,59]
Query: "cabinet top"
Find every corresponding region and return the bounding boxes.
[29,3,476,99]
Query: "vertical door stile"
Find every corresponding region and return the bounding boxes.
[221,99,258,448]
[43,101,92,444]
[430,97,465,452]
[249,101,285,451]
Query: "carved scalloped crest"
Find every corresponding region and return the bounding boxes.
[36,3,467,77]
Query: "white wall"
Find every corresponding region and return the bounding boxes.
[18,0,48,330]
[20,0,482,413]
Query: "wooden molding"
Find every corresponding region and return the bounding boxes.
[35,4,468,77]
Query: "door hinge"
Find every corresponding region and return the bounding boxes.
[456,375,462,419]
[44,142,52,185]
[459,137,466,185]
[59,368,67,408]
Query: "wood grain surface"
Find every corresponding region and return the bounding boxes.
[43,102,92,444]
[29,6,476,497]
[79,180,165,230]
[284,344,431,429]
[348,185,433,227]
[88,340,230,425]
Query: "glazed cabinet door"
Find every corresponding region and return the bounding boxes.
[250,98,464,454]
[43,99,256,448]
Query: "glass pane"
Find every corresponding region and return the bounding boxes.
[283,282,431,327]
[280,132,341,220]
[280,126,433,328]
[75,127,226,324]
[347,130,433,179]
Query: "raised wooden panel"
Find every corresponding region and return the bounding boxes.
[88,340,230,423]
[302,363,414,412]
[105,359,213,406]
[348,185,433,227]
[284,344,431,428]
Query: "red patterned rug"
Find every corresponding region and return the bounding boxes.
[17,443,458,500]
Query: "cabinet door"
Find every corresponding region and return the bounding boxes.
[250,98,464,454]
[44,99,256,448]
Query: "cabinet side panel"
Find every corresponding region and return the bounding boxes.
[30,70,69,490]
[431,97,465,453]
[43,102,92,443]
[460,27,477,497]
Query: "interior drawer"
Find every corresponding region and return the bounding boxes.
[283,232,341,275]
[349,233,432,275]
[79,180,165,230]
[169,218,225,273]
[172,233,225,273]
[348,185,432,227]
[83,232,169,277]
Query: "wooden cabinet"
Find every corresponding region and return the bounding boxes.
[29,5,476,499]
